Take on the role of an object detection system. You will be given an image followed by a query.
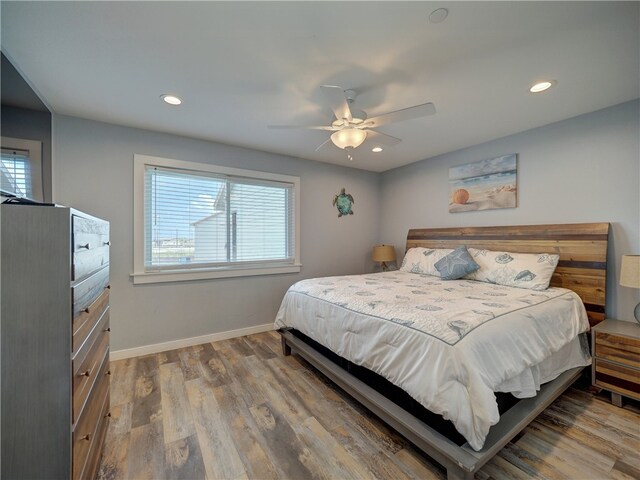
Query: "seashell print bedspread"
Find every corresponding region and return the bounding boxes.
[274,271,590,451]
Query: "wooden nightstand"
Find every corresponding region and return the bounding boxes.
[591,319,640,406]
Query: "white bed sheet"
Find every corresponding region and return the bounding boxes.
[274,271,591,450]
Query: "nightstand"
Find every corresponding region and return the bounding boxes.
[591,319,640,406]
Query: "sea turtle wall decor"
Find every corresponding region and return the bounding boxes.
[333,188,354,217]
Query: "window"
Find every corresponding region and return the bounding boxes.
[133,154,300,283]
[0,137,43,201]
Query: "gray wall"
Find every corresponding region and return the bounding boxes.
[380,100,640,322]
[52,100,639,351]
[1,52,53,202]
[53,115,380,350]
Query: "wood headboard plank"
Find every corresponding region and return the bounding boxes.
[405,223,610,327]
[407,223,610,239]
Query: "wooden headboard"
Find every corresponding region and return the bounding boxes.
[406,223,610,326]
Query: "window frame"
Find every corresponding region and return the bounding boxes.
[132,154,301,284]
[0,136,43,201]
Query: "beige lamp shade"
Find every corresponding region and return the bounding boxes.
[372,245,396,263]
[620,255,640,288]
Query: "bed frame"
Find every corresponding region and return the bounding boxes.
[279,222,610,480]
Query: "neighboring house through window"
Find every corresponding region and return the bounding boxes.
[133,154,301,284]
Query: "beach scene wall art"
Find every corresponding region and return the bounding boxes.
[449,154,517,213]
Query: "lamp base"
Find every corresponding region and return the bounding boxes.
[635,302,640,326]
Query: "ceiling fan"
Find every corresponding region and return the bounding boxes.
[269,85,436,158]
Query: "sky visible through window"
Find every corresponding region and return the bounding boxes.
[150,172,223,240]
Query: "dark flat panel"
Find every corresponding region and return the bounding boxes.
[1,205,71,479]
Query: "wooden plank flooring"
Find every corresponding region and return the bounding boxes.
[99,331,640,480]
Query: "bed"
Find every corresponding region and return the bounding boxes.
[276,223,609,480]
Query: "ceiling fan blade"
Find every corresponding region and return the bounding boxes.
[268,125,337,131]
[364,102,436,128]
[320,85,353,122]
[365,130,402,146]
[314,137,333,152]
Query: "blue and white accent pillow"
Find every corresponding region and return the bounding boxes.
[464,248,560,291]
[400,247,454,277]
[434,246,480,280]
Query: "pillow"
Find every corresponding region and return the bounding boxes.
[464,248,560,290]
[400,247,454,276]
[434,246,480,280]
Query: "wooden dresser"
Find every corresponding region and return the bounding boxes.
[1,204,111,479]
[591,318,640,406]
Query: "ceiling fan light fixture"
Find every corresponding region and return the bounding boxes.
[331,128,367,149]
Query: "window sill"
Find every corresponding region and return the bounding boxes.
[131,263,302,284]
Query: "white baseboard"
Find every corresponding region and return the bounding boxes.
[109,323,275,361]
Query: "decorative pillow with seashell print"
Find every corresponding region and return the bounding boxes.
[464,248,560,291]
[400,247,454,277]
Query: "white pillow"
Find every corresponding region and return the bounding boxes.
[464,248,560,291]
[400,247,454,277]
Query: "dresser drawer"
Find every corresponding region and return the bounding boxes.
[81,397,110,480]
[72,266,110,319]
[73,289,109,354]
[73,327,109,425]
[73,307,109,375]
[72,215,110,281]
[73,366,110,480]
[594,359,640,400]
[595,332,640,369]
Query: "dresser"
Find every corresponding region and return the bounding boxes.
[591,318,640,406]
[1,204,111,479]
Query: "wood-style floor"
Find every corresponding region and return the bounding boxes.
[98,331,640,480]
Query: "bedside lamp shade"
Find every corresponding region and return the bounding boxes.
[372,245,396,263]
[373,245,396,272]
[620,255,640,288]
[620,255,640,325]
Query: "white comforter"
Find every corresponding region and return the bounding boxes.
[274,271,591,450]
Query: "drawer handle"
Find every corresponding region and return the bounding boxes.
[104,241,111,246]
[79,243,90,250]
[104,327,111,332]
[106,370,112,376]
[104,412,112,418]
[84,307,90,314]
[80,434,91,441]
[105,285,111,290]
[79,370,90,377]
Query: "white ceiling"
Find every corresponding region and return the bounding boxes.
[2,2,638,172]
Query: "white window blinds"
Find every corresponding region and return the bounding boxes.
[144,165,295,271]
[1,148,32,198]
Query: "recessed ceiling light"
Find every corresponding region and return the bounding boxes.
[161,94,182,105]
[529,81,556,93]
[429,8,448,24]
[372,147,383,153]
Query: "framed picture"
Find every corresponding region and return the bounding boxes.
[449,154,517,213]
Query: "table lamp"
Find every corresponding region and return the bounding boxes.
[372,245,396,272]
[620,254,640,325]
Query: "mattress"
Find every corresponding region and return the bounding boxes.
[274,271,591,450]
